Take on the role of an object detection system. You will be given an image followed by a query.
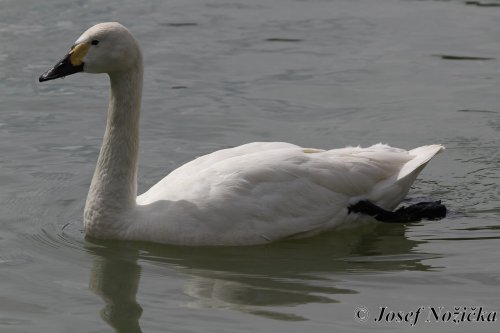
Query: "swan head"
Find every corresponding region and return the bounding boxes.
[39,22,141,82]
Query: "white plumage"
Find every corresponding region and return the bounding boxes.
[39,22,444,246]
[134,142,443,245]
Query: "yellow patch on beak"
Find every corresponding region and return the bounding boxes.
[69,43,90,66]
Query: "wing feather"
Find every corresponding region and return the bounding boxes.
[134,142,442,244]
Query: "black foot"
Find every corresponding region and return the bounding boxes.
[348,200,447,223]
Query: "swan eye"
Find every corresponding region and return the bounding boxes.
[91,40,100,46]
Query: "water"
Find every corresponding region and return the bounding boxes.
[1,0,499,331]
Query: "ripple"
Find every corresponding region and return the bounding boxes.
[160,22,198,27]
[433,54,496,61]
[465,1,500,7]
[0,253,34,267]
[26,223,85,254]
[264,38,303,42]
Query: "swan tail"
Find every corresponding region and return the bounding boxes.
[390,144,444,207]
[397,144,445,182]
[366,144,444,210]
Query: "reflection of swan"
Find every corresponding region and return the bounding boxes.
[40,22,444,246]
[87,224,433,325]
[89,246,143,333]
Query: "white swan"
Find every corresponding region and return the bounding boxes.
[39,22,445,246]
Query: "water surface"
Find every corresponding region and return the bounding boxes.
[1,0,499,332]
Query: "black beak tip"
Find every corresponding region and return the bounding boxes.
[38,56,83,83]
[39,67,64,82]
[38,73,61,82]
[38,68,59,83]
[38,74,48,82]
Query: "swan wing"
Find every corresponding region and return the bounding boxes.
[138,142,300,203]
[135,143,442,245]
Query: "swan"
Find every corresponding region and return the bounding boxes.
[39,22,446,246]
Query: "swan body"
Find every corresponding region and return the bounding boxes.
[40,22,444,246]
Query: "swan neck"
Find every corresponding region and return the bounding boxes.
[84,61,143,235]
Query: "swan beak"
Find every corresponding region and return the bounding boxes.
[39,43,89,82]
